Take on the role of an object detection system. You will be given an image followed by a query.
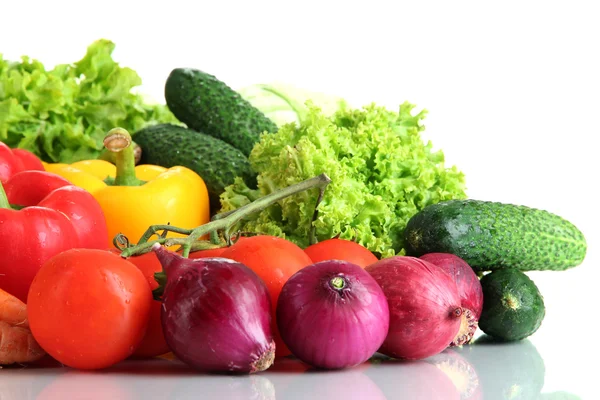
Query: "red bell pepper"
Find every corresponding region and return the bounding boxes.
[0,170,109,303]
[0,142,44,183]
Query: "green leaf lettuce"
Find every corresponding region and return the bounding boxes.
[220,102,467,257]
[0,39,178,163]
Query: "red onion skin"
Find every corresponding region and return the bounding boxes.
[419,253,483,319]
[153,244,275,373]
[365,256,463,360]
[277,260,389,370]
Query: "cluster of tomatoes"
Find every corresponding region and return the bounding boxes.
[24,236,377,369]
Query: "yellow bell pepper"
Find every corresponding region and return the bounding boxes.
[43,160,116,193]
[43,128,211,246]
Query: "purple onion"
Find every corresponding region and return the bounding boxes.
[276,260,389,369]
[366,256,463,360]
[419,253,482,346]
[152,244,275,373]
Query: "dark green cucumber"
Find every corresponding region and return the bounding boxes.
[164,68,278,156]
[133,123,256,211]
[403,199,587,271]
[478,269,545,341]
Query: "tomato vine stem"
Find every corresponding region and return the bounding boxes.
[119,173,332,258]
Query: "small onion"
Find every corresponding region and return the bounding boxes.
[419,253,482,346]
[366,256,463,360]
[277,260,389,369]
[152,244,275,373]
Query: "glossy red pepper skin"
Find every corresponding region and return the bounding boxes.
[0,207,79,302]
[0,143,17,183]
[4,171,73,206]
[0,142,44,183]
[0,170,109,302]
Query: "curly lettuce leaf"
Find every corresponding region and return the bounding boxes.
[0,39,178,163]
[220,102,467,257]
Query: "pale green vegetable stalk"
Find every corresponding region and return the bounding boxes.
[0,39,178,163]
[237,83,348,127]
[219,102,467,257]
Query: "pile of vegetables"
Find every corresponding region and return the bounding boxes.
[0,40,589,380]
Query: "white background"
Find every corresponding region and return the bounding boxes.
[2,0,597,397]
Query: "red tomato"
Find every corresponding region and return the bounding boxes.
[27,249,152,370]
[113,251,171,359]
[187,247,228,259]
[304,238,379,268]
[220,235,313,357]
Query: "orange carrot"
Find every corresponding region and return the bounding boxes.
[0,288,28,328]
[0,288,45,365]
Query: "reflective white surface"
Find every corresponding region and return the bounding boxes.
[0,331,586,399]
[1,1,597,399]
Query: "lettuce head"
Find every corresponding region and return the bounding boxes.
[220,101,467,257]
[0,39,178,163]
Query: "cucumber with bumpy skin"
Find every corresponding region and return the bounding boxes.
[164,68,278,156]
[478,269,545,341]
[403,199,587,271]
[133,123,256,212]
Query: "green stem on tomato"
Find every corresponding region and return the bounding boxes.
[103,128,145,187]
[0,182,10,209]
[186,240,227,253]
[120,173,332,258]
[134,225,196,245]
[209,209,237,245]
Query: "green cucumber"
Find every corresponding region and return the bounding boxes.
[403,199,587,271]
[478,269,545,341]
[164,68,278,156]
[133,123,256,212]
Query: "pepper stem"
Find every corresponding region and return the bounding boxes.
[120,173,332,258]
[0,181,10,209]
[103,127,145,187]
